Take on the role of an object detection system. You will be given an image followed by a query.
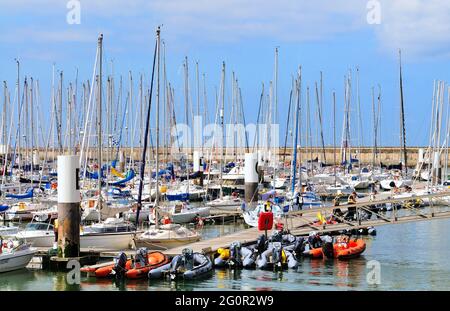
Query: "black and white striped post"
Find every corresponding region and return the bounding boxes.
[245,152,259,204]
[57,155,81,258]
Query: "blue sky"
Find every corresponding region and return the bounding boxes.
[1,0,450,147]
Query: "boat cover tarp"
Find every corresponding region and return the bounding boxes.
[260,190,277,201]
[5,188,33,199]
[19,177,52,184]
[111,167,125,178]
[83,168,106,179]
[109,169,135,186]
[178,171,201,181]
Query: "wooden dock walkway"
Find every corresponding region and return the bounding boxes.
[35,191,450,268]
[159,190,450,256]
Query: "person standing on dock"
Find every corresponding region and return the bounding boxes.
[345,191,357,221]
[53,219,58,243]
[332,193,343,221]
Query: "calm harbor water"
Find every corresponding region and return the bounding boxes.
[1,219,449,291]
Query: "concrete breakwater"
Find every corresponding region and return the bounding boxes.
[13,146,435,167]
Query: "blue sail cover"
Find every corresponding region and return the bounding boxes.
[0,205,10,212]
[152,169,170,178]
[5,188,33,199]
[261,190,277,201]
[166,192,189,202]
[109,169,135,186]
[83,167,106,179]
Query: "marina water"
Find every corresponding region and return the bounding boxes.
[1,218,449,291]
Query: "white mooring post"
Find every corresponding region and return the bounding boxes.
[57,155,81,258]
[245,152,259,204]
[193,151,204,186]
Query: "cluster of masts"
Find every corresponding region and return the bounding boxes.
[2,27,450,189]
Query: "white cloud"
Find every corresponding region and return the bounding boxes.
[0,28,97,43]
[376,0,450,58]
[2,0,450,58]
[0,0,366,42]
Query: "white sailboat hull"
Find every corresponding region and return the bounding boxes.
[134,236,200,250]
[15,231,136,250]
[80,232,136,250]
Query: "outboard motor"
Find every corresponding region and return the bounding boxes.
[169,248,195,280]
[182,248,194,271]
[228,241,242,267]
[282,233,297,245]
[292,237,305,259]
[135,247,149,267]
[321,236,335,259]
[272,242,284,270]
[169,255,183,280]
[254,234,267,258]
[270,230,283,243]
[112,252,128,279]
[308,231,322,249]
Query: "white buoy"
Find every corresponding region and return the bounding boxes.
[57,155,81,258]
[245,152,259,203]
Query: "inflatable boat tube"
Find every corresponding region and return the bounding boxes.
[125,251,170,279]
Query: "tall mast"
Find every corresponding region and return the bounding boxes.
[2,81,8,183]
[219,62,225,199]
[274,48,278,175]
[128,71,133,166]
[155,26,161,208]
[399,49,407,175]
[315,81,326,163]
[356,67,363,165]
[136,27,158,228]
[16,59,21,174]
[306,86,311,173]
[30,77,34,178]
[371,87,376,170]
[333,91,337,186]
[97,34,103,207]
[183,56,190,195]
[3,81,7,148]
[291,75,300,195]
[59,71,63,153]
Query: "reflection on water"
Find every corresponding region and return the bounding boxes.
[1,219,450,291]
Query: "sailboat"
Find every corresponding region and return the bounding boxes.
[165,180,206,201]
[206,193,244,211]
[14,217,137,249]
[152,201,209,224]
[134,223,200,250]
[380,50,412,190]
[133,27,200,250]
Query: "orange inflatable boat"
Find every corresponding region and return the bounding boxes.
[331,238,366,259]
[303,238,366,260]
[80,251,169,278]
[126,251,170,279]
